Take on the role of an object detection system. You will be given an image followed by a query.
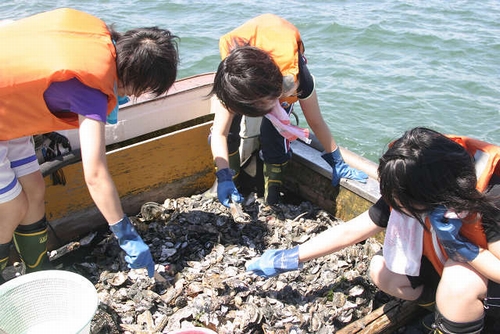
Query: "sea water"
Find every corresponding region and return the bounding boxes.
[2,0,499,162]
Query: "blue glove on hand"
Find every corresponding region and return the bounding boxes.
[429,206,479,262]
[246,246,300,278]
[109,215,155,277]
[216,168,243,208]
[322,148,368,186]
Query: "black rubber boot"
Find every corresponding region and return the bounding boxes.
[432,308,484,334]
[0,241,10,284]
[13,217,51,273]
[228,149,241,187]
[264,161,289,205]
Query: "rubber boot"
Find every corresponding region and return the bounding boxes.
[0,241,10,284]
[264,161,289,205]
[13,217,50,273]
[228,149,241,187]
[432,308,484,334]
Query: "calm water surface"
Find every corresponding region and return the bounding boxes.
[2,1,499,162]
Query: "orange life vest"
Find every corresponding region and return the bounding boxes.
[0,8,117,140]
[219,14,305,106]
[423,135,500,275]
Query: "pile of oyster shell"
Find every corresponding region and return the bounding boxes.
[55,194,392,334]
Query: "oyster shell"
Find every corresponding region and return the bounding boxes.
[50,194,392,333]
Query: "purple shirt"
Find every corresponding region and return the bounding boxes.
[43,78,109,122]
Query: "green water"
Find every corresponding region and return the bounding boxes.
[2,0,499,162]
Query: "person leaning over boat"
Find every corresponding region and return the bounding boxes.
[246,127,500,334]
[0,8,179,280]
[209,14,368,207]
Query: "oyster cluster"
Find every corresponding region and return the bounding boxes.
[56,194,391,334]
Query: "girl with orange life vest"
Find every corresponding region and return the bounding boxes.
[209,14,368,207]
[0,8,178,281]
[247,127,500,334]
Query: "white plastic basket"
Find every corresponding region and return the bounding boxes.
[0,270,98,334]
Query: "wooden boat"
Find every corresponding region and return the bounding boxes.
[40,72,422,333]
[42,73,217,247]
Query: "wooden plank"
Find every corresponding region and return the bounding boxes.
[287,140,380,221]
[56,73,216,150]
[45,121,215,249]
[337,300,426,334]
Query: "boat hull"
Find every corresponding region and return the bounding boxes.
[45,121,215,246]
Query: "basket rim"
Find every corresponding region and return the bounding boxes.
[0,269,98,333]
[0,270,96,294]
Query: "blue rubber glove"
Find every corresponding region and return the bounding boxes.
[216,168,243,208]
[246,246,300,278]
[321,148,368,186]
[109,215,155,277]
[429,206,479,262]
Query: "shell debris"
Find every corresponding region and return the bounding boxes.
[51,195,390,334]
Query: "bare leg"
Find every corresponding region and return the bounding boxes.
[369,254,423,300]
[17,170,45,225]
[437,261,487,323]
[0,192,27,244]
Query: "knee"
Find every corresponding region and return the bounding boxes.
[13,195,29,222]
[437,262,487,322]
[369,254,388,289]
[439,262,487,298]
[31,173,45,202]
[18,171,45,207]
[28,181,45,207]
[0,192,28,241]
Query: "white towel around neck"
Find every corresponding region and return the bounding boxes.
[383,210,424,276]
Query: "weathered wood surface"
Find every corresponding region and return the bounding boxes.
[337,300,426,333]
[45,122,215,249]
[286,140,380,221]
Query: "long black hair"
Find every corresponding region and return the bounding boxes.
[378,127,499,225]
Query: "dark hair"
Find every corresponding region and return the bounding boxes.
[378,127,499,225]
[210,46,282,117]
[110,26,179,96]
